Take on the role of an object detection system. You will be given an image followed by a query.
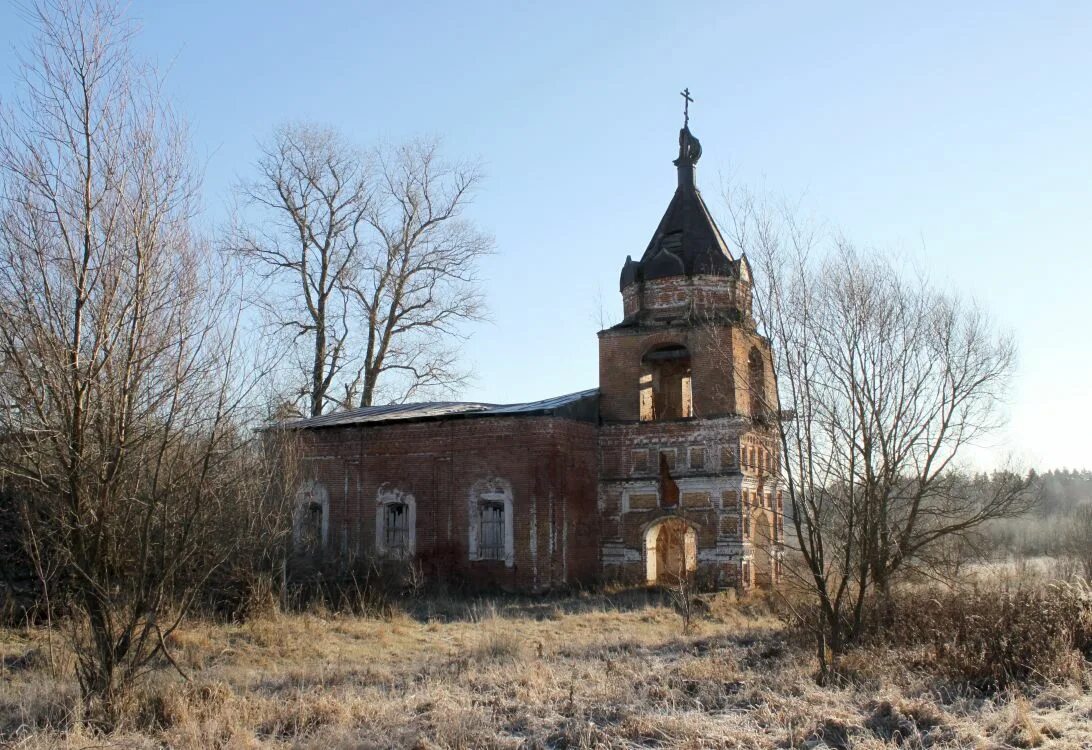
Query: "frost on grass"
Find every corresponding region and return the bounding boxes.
[1,590,1090,749]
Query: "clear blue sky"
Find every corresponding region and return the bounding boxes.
[2,1,1089,470]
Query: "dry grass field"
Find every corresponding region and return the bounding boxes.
[1,589,1090,749]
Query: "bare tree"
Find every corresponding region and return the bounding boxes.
[347,138,491,407]
[232,124,368,417]
[0,0,293,724]
[233,127,492,415]
[723,188,1029,675]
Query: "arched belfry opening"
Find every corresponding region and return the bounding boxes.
[748,347,766,419]
[644,517,698,584]
[640,344,693,421]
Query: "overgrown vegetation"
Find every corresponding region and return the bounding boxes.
[726,186,1033,677]
[872,578,1092,692]
[1,586,1089,749]
[0,1,1087,745]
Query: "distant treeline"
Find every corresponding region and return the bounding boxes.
[984,469,1092,563]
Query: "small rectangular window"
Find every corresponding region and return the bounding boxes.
[627,492,658,510]
[631,449,650,474]
[689,446,705,470]
[479,502,505,560]
[659,449,676,471]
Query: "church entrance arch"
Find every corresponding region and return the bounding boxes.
[644,517,698,584]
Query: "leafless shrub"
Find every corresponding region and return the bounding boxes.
[468,627,524,663]
[666,572,700,634]
[1064,504,1092,581]
[0,0,297,725]
[872,579,1092,692]
[724,185,1030,677]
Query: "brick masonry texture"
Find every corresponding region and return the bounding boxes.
[297,417,599,591]
[292,150,783,592]
[293,284,783,591]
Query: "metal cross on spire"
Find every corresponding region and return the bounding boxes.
[680,87,694,127]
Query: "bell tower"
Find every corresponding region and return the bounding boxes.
[597,95,783,590]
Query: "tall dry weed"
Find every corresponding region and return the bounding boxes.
[876,579,1092,691]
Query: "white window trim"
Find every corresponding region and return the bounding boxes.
[621,482,660,513]
[375,486,416,559]
[468,479,514,567]
[688,445,706,470]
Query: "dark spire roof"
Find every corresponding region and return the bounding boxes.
[619,120,736,291]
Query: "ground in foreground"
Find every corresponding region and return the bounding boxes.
[1,591,1090,749]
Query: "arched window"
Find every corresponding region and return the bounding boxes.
[468,478,514,566]
[293,481,329,555]
[748,347,766,419]
[376,487,416,559]
[640,344,693,421]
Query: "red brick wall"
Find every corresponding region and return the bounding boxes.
[598,270,783,590]
[598,323,776,424]
[296,416,599,591]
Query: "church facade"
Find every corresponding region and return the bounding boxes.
[285,120,784,592]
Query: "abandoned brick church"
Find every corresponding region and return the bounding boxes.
[286,117,784,592]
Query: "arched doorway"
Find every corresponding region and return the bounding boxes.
[645,517,698,584]
[752,511,774,588]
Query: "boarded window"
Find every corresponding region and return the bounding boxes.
[628,493,658,510]
[682,491,710,508]
[722,490,739,508]
[659,449,677,471]
[689,446,705,470]
[384,502,409,556]
[479,502,505,560]
[631,449,650,474]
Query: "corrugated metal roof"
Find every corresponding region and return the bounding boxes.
[279,388,598,430]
